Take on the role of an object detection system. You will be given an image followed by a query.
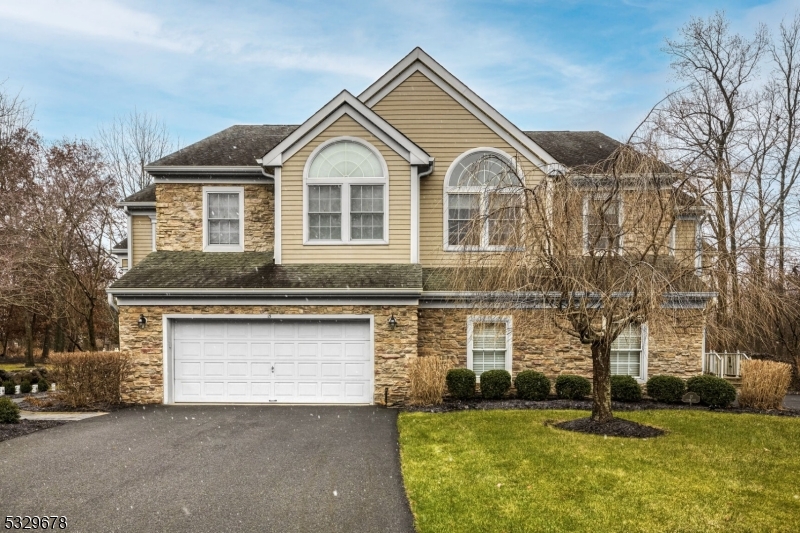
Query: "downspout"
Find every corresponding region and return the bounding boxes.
[107,292,118,313]
[418,159,435,178]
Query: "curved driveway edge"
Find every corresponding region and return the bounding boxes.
[1,405,415,533]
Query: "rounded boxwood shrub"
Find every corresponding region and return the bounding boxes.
[2,380,16,395]
[646,375,686,403]
[38,378,50,393]
[19,381,33,394]
[514,370,551,401]
[446,368,476,400]
[555,374,591,400]
[686,375,737,408]
[479,369,511,400]
[610,375,642,402]
[0,396,20,423]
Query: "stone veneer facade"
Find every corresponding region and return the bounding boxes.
[417,308,704,387]
[118,304,703,406]
[118,304,417,405]
[156,183,274,252]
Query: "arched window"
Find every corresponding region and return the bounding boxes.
[305,139,388,243]
[445,149,522,249]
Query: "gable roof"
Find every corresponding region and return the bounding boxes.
[259,90,431,167]
[146,125,298,173]
[108,251,422,294]
[359,47,558,168]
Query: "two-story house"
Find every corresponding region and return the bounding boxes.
[108,48,710,405]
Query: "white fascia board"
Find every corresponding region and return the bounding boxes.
[107,287,422,296]
[145,166,265,175]
[260,90,431,168]
[358,48,557,167]
[116,201,157,208]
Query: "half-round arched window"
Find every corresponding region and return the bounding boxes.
[445,149,523,249]
[305,138,388,243]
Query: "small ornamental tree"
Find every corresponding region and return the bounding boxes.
[441,145,706,423]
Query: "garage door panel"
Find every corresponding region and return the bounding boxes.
[274,343,295,357]
[321,363,342,377]
[176,341,202,357]
[176,361,201,378]
[173,319,372,404]
[345,363,365,377]
[298,343,318,357]
[298,363,318,377]
[250,323,273,338]
[204,382,224,397]
[227,362,248,377]
[274,322,296,338]
[179,381,202,398]
[228,382,248,397]
[204,323,226,338]
[251,362,272,377]
[204,362,225,377]
[226,322,249,338]
[251,343,271,357]
[204,342,225,358]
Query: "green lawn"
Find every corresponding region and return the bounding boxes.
[0,363,50,372]
[398,410,800,533]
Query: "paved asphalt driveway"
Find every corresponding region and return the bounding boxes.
[1,405,415,533]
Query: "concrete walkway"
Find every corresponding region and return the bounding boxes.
[783,394,800,410]
[19,410,107,421]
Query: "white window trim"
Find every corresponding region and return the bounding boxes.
[668,224,676,256]
[610,322,649,384]
[582,193,623,255]
[302,136,390,245]
[202,186,245,252]
[466,315,513,380]
[443,147,525,252]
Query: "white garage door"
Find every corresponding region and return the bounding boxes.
[172,318,373,404]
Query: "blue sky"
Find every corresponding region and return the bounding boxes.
[1,0,798,147]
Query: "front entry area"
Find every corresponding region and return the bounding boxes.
[170,317,373,404]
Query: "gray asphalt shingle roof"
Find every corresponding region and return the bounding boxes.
[524,131,622,169]
[122,184,156,203]
[110,252,423,291]
[149,125,299,168]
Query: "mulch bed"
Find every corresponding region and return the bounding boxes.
[551,417,665,438]
[404,397,800,417]
[0,420,65,443]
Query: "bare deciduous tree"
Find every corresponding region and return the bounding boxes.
[97,109,178,199]
[442,147,704,422]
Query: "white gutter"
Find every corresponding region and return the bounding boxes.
[144,165,264,174]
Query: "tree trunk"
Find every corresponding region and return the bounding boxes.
[54,318,65,353]
[591,341,613,422]
[41,322,51,360]
[86,302,97,352]
[25,312,37,367]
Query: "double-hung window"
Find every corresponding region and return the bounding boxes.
[467,316,512,378]
[584,194,621,253]
[305,139,387,244]
[445,150,523,250]
[611,323,647,380]
[203,187,244,252]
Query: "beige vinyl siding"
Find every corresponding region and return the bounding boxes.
[131,216,153,266]
[370,71,545,266]
[280,114,411,264]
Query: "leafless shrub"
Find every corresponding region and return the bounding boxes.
[739,359,791,410]
[408,356,453,405]
[49,351,131,407]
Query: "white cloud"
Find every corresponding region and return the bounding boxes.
[0,0,198,52]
